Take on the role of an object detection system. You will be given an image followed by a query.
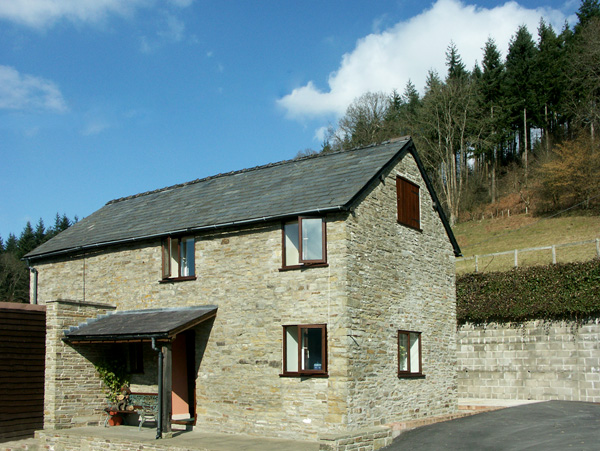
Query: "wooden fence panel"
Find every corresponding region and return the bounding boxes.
[0,302,46,443]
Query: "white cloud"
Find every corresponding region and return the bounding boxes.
[278,0,569,120]
[140,11,188,53]
[0,0,149,28]
[81,120,110,136]
[0,0,194,28]
[0,65,67,112]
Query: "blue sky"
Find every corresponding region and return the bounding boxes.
[0,0,579,240]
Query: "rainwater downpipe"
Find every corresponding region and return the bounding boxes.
[28,266,38,305]
[151,337,163,439]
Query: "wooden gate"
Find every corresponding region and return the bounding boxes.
[0,302,46,442]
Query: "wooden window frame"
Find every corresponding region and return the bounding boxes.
[396,176,421,231]
[281,217,327,270]
[398,330,423,377]
[160,236,197,282]
[281,324,328,377]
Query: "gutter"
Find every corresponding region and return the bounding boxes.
[151,337,163,440]
[27,266,38,305]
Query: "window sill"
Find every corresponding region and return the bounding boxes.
[398,373,426,379]
[279,372,329,378]
[159,276,197,284]
[279,263,329,272]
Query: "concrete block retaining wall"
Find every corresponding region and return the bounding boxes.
[457,319,600,402]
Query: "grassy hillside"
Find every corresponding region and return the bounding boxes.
[452,212,600,274]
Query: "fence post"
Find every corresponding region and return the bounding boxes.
[552,245,556,264]
[475,256,479,273]
[514,249,518,268]
[596,238,600,258]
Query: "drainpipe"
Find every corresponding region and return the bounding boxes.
[28,266,38,305]
[151,337,163,439]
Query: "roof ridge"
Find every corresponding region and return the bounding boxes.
[106,138,409,205]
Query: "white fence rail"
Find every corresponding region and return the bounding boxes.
[457,238,600,273]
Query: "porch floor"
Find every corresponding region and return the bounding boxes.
[35,425,320,451]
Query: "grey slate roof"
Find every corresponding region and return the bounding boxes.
[26,138,461,258]
[63,305,218,342]
[26,138,411,258]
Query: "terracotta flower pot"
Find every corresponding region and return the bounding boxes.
[108,414,123,426]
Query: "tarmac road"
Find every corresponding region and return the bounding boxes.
[384,400,600,450]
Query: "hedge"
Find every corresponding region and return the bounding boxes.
[456,258,600,324]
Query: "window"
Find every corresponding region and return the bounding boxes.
[398,330,422,377]
[396,176,420,230]
[282,324,327,376]
[161,236,196,280]
[282,217,327,268]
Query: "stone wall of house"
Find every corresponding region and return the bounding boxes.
[44,299,116,429]
[344,151,458,428]
[34,217,351,440]
[457,319,600,403]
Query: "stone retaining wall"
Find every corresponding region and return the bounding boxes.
[457,319,600,402]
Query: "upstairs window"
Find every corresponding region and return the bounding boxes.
[161,236,195,281]
[282,324,327,376]
[396,176,421,230]
[282,217,327,269]
[398,330,423,377]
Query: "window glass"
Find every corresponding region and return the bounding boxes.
[301,218,323,261]
[285,326,299,372]
[284,222,300,266]
[409,332,420,373]
[398,333,409,372]
[180,237,195,277]
[170,238,179,275]
[302,327,323,371]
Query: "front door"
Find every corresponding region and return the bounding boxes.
[171,331,195,420]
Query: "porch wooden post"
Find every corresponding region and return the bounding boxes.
[162,342,173,437]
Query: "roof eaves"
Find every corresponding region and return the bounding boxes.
[25,205,350,261]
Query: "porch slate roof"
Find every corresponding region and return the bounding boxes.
[63,305,217,342]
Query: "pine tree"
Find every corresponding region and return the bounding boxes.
[446,42,469,80]
[575,0,600,32]
[504,25,537,177]
[479,38,507,203]
[34,218,46,247]
[534,20,566,151]
[17,222,36,260]
[5,234,18,254]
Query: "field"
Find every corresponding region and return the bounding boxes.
[452,212,600,274]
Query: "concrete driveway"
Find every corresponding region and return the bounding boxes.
[384,401,600,450]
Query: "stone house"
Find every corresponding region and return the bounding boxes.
[25,137,461,446]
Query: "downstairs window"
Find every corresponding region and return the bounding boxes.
[282,324,327,376]
[398,330,423,377]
